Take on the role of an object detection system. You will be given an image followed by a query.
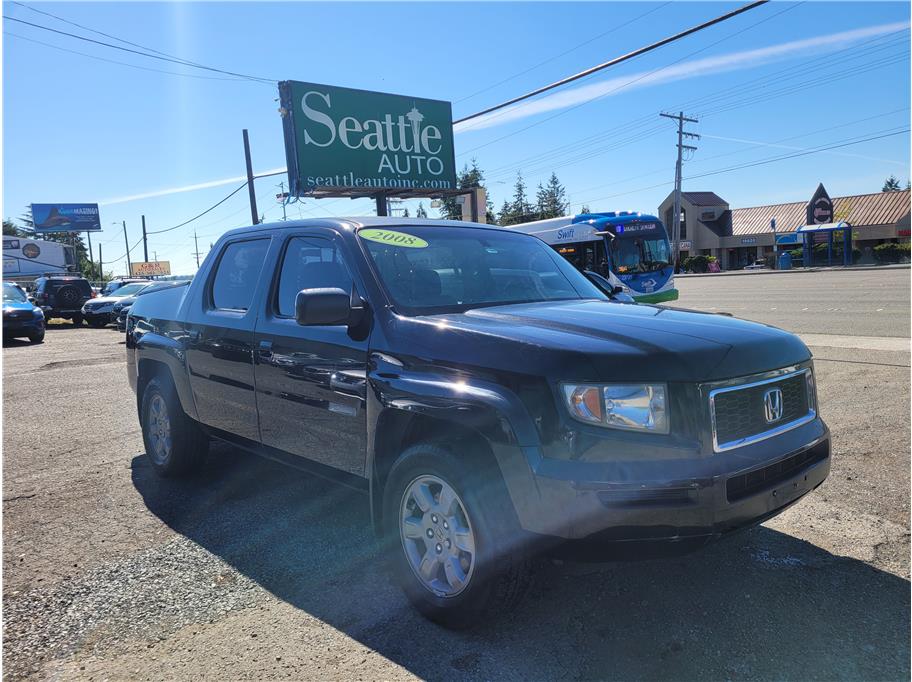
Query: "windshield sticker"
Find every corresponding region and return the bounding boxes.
[359,228,428,248]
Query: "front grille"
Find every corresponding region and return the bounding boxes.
[726,440,829,502]
[711,371,812,450]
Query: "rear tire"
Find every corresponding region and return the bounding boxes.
[140,376,208,477]
[71,314,83,326]
[382,442,534,629]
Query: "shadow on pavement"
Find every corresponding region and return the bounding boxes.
[132,445,910,681]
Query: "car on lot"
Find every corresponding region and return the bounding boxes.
[101,278,147,297]
[744,259,770,270]
[114,280,189,330]
[3,281,45,343]
[33,275,94,325]
[126,218,830,628]
[82,282,153,327]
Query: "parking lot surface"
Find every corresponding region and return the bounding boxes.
[3,268,910,681]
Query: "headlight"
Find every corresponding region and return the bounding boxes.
[562,383,669,434]
[33,308,44,318]
[806,365,817,412]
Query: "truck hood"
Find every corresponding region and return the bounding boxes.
[398,299,810,383]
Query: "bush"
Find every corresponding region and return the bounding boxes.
[873,242,911,264]
[790,244,862,265]
[683,254,718,273]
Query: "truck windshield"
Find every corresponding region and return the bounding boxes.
[359,225,606,314]
[613,236,671,274]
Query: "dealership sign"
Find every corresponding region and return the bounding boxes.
[278,81,456,196]
[130,261,171,277]
[31,203,101,233]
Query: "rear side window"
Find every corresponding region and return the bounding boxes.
[276,237,352,317]
[211,239,269,311]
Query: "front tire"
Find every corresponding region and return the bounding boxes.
[382,442,534,629]
[71,314,83,326]
[88,318,106,328]
[28,330,45,344]
[140,377,208,477]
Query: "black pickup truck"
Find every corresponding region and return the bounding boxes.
[126,218,830,628]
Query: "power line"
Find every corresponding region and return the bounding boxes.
[4,31,245,82]
[454,0,769,125]
[455,2,674,105]
[3,15,276,84]
[455,1,801,158]
[146,182,249,235]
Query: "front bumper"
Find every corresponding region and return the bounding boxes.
[3,317,44,336]
[503,417,830,548]
[82,310,112,323]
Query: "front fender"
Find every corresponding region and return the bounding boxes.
[367,352,548,534]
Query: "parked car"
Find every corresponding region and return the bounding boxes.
[32,275,94,325]
[82,282,152,327]
[127,219,830,628]
[3,281,45,343]
[744,259,769,270]
[101,278,147,297]
[114,280,189,330]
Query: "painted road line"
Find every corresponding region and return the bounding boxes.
[799,334,910,352]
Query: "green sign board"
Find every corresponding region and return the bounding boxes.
[278,80,456,197]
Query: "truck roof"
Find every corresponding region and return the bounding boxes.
[219,217,509,242]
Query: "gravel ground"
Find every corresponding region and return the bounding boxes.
[3,273,910,680]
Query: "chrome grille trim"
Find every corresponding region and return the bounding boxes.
[707,367,816,453]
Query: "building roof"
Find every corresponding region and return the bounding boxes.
[682,191,728,207]
[727,190,910,236]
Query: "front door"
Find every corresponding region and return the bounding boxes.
[185,236,271,442]
[253,233,368,476]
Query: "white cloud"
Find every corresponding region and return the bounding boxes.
[99,167,286,206]
[455,21,910,132]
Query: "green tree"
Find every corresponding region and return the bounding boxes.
[882,175,902,191]
[498,172,534,226]
[402,207,410,218]
[3,219,23,236]
[416,202,428,218]
[580,205,591,214]
[535,173,568,219]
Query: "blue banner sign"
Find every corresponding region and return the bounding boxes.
[31,203,101,233]
[775,233,799,245]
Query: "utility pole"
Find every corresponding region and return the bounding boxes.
[276,181,288,221]
[86,231,94,275]
[193,230,203,269]
[98,243,102,283]
[141,215,149,262]
[660,111,699,272]
[242,129,259,225]
[122,220,132,277]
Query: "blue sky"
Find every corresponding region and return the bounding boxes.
[4,1,910,275]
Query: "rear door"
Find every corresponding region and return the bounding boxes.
[185,236,272,442]
[253,231,368,476]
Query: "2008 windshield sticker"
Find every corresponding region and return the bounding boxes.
[359,228,428,248]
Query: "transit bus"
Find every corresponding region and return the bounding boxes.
[507,212,678,303]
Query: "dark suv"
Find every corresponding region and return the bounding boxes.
[126,218,830,628]
[33,276,94,325]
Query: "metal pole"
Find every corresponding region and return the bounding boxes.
[194,230,201,268]
[141,215,149,262]
[243,129,259,225]
[279,181,287,221]
[122,220,132,276]
[86,231,94,275]
[660,111,698,273]
[375,193,388,216]
[98,243,103,283]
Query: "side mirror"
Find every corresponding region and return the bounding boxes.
[295,288,353,326]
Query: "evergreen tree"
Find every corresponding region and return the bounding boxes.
[882,175,902,191]
[535,173,568,219]
[402,207,410,218]
[416,202,428,218]
[580,205,591,214]
[3,219,23,236]
[498,172,533,226]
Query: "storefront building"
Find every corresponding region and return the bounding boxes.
[659,185,910,269]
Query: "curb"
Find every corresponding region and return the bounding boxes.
[677,264,910,278]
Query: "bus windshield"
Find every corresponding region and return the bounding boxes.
[613,235,671,274]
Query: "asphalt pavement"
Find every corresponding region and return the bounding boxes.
[3,269,910,681]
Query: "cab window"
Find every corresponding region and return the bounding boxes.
[211,239,269,311]
[276,237,352,317]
